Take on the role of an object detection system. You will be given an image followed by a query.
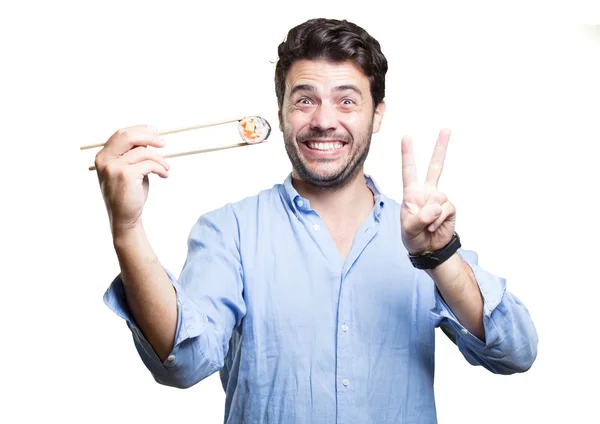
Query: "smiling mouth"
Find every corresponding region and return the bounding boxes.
[303,140,347,151]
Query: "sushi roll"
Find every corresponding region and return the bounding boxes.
[238,116,271,144]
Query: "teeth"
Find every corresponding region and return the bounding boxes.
[306,141,344,151]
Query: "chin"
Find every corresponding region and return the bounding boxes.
[296,166,355,189]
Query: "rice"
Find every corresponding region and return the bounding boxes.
[238,116,271,144]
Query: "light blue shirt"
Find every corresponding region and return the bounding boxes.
[104,174,538,424]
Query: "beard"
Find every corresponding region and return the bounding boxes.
[283,120,374,190]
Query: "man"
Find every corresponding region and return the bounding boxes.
[97,18,538,423]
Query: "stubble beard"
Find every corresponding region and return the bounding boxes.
[283,121,374,190]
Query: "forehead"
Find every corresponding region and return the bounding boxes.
[285,59,370,94]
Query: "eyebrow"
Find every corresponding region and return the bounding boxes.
[335,85,363,98]
[289,84,363,99]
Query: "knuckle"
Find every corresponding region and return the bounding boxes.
[105,162,125,179]
[116,167,130,182]
[131,145,145,155]
[104,162,116,176]
[94,151,104,169]
[145,149,158,160]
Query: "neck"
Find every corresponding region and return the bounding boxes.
[291,170,374,223]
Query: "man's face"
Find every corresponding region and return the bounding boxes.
[279,59,385,189]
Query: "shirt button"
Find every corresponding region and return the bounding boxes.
[297,200,304,207]
[167,354,176,361]
[342,379,349,386]
[460,328,468,335]
[342,324,348,332]
[312,224,320,231]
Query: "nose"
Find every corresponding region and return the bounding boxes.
[310,103,337,132]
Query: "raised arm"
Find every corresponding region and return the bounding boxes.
[95,125,177,361]
[400,129,537,373]
[96,126,247,388]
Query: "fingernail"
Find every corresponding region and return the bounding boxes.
[428,224,435,232]
[148,125,157,133]
[159,138,166,146]
[165,161,170,170]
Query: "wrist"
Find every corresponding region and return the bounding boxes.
[112,222,146,250]
[424,252,463,280]
[408,232,461,270]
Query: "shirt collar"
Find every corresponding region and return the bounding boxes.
[281,173,386,218]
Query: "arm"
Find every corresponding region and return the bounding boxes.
[104,205,246,388]
[95,125,245,388]
[399,130,537,374]
[425,251,484,341]
[113,224,177,362]
[93,124,178,362]
[430,248,538,374]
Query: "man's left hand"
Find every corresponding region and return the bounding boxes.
[400,129,456,255]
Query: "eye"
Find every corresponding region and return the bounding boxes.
[341,98,355,105]
[297,97,313,105]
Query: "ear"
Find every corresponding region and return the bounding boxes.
[278,108,283,132]
[372,100,386,133]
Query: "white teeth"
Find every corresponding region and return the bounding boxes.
[306,141,344,151]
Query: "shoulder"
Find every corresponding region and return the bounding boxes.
[195,182,286,228]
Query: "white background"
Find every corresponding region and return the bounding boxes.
[2,1,599,423]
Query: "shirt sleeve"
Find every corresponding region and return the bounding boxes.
[430,248,538,375]
[103,204,246,388]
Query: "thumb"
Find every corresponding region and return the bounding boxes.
[403,203,442,235]
[418,203,442,227]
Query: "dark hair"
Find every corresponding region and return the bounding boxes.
[275,18,388,109]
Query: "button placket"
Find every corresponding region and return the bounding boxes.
[335,272,354,420]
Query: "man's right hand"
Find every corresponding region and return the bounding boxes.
[94,125,170,237]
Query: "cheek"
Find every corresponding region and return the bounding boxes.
[285,115,311,137]
[339,118,364,139]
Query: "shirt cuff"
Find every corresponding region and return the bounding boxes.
[102,268,208,365]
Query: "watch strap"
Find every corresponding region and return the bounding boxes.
[408,233,461,270]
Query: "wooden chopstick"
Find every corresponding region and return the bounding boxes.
[80,115,252,150]
[87,140,265,171]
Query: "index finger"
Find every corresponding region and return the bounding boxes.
[103,125,165,157]
[424,128,451,187]
[401,135,418,188]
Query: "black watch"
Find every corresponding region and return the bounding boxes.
[408,233,461,270]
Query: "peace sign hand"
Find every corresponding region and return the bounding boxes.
[400,129,456,255]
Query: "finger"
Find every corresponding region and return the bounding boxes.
[424,128,451,187]
[403,203,442,235]
[424,190,447,207]
[129,159,170,179]
[121,146,170,171]
[103,125,165,157]
[427,201,456,232]
[404,201,420,215]
[401,135,418,188]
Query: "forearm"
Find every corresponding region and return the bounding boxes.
[113,224,178,361]
[426,252,485,341]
